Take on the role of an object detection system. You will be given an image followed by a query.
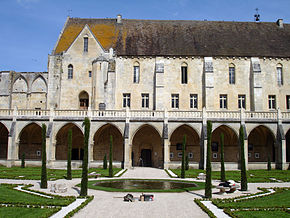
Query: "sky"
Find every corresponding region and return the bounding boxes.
[0,0,289,72]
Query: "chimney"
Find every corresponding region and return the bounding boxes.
[117,14,122,24]
[276,19,283,28]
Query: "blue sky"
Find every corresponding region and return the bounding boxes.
[1,0,289,72]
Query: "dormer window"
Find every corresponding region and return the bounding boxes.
[84,37,88,52]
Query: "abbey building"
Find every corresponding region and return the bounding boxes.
[0,15,289,170]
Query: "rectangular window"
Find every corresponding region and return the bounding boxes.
[141,93,149,108]
[268,95,276,109]
[287,95,290,110]
[220,94,227,109]
[133,66,140,83]
[277,67,283,86]
[84,37,88,52]
[181,66,188,84]
[89,71,92,78]
[229,67,235,84]
[171,94,179,109]
[238,95,246,109]
[190,94,198,109]
[123,93,131,108]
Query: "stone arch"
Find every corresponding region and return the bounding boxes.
[131,123,162,142]
[79,91,89,109]
[211,125,239,162]
[93,124,124,162]
[18,123,42,160]
[168,123,201,140]
[248,125,275,162]
[132,124,162,168]
[13,76,28,92]
[169,124,200,162]
[0,122,9,159]
[55,123,84,160]
[31,76,47,92]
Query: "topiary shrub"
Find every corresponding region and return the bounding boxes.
[185,154,189,170]
[181,135,187,178]
[205,120,212,198]
[21,153,25,168]
[109,135,113,178]
[267,154,272,171]
[40,124,47,189]
[220,133,226,182]
[67,129,72,180]
[239,125,248,191]
[103,154,107,169]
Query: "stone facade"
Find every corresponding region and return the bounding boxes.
[0,16,290,170]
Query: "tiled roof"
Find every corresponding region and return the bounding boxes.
[54,18,290,57]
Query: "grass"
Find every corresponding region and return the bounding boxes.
[170,169,290,182]
[0,166,122,180]
[86,179,205,192]
[0,184,74,206]
[232,210,290,218]
[0,207,59,218]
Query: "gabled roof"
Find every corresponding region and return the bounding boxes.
[54,17,290,57]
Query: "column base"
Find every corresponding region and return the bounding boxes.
[6,160,15,168]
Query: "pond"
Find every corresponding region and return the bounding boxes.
[93,179,200,192]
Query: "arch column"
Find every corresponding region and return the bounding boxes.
[124,120,132,168]
[277,124,287,170]
[163,138,170,169]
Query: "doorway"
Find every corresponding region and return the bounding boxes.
[141,149,152,167]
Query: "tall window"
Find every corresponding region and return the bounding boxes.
[84,37,88,52]
[220,94,227,109]
[171,94,179,109]
[229,64,235,84]
[277,64,283,86]
[123,93,131,108]
[190,94,198,109]
[68,64,73,79]
[88,71,92,78]
[141,93,149,108]
[268,95,276,109]
[181,63,188,84]
[286,95,290,110]
[238,95,246,109]
[133,62,140,83]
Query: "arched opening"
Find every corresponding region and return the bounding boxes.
[18,123,42,160]
[56,123,84,160]
[170,125,200,163]
[211,125,239,162]
[93,124,123,163]
[248,125,275,162]
[285,129,290,162]
[0,123,8,159]
[79,91,89,110]
[132,125,162,168]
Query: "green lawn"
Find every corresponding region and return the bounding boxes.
[0,184,74,206]
[0,166,122,180]
[0,207,59,218]
[170,169,290,182]
[232,210,290,218]
[87,179,205,192]
[214,189,290,209]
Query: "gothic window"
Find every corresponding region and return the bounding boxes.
[277,64,283,86]
[220,94,227,109]
[84,37,88,52]
[133,62,140,83]
[190,94,198,109]
[123,93,131,108]
[68,64,73,79]
[268,95,276,109]
[171,94,179,109]
[229,64,235,84]
[238,95,246,109]
[141,93,149,108]
[89,71,92,78]
[181,63,188,84]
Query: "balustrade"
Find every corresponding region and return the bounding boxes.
[245,111,277,119]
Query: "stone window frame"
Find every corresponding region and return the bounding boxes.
[68,64,73,79]
[84,36,88,52]
[277,63,283,86]
[229,63,235,84]
[268,95,276,110]
[171,94,179,109]
[286,95,290,110]
[123,93,131,108]
[181,62,188,84]
[133,62,140,83]
[219,94,228,109]
[238,94,246,109]
[141,93,149,108]
[188,152,193,159]
[190,94,198,109]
